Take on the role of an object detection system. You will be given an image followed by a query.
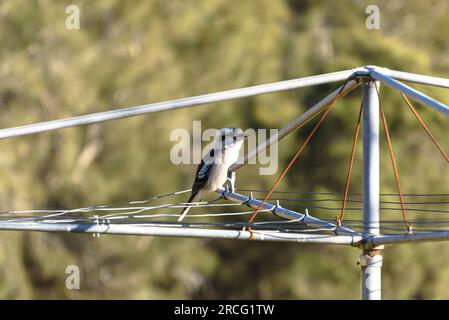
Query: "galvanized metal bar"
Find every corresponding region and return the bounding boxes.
[0,70,356,140]
[369,68,449,116]
[0,221,362,245]
[362,81,381,236]
[360,80,382,300]
[368,231,449,246]
[216,188,359,236]
[230,79,360,172]
[377,67,449,89]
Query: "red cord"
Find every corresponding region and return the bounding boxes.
[379,103,411,231]
[401,93,449,163]
[339,103,363,223]
[245,81,351,231]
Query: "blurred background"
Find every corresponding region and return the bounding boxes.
[0,0,448,299]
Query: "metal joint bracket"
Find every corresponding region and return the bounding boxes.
[299,208,309,225]
[358,253,383,268]
[242,192,253,206]
[271,200,285,220]
[271,200,282,212]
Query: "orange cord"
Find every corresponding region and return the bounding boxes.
[245,80,351,232]
[339,103,363,224]
[379,102,411,231]
[401,93,449,163]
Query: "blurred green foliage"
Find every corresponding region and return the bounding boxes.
[0,0,448,299]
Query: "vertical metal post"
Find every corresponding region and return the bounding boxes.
[360,80,383,300]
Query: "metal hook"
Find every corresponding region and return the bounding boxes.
[242,192,253,206]
[271,200,282,212]
[298,208,309,224]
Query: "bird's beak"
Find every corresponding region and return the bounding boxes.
[234,133,252,139]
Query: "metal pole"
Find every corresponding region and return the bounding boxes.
[0,69,356,140]
[369,68,449,116]
[371,66,449,89]
[368,231,449,246]
[216,188,359,236]
[360,80,383,300]
[0,221,362,245]
[230,79,360,172]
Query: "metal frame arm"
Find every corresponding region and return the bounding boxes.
[230,79,360,172]
[376,67,449,89]
[0,69,355,140]
[369,67,449,116]
[0,220,362,245]
[216,188,360,236]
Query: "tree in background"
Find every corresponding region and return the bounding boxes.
[0,0,448,299]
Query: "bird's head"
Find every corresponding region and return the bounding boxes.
[216,127,250,149]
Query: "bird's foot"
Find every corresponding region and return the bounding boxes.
[226,173,236,193]
[225,181,234,193]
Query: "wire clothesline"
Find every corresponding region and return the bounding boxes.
[0,189,350,243]
[237,189,449,197]
[0,67,446,242]
[0,187,448,235]
[0,65,447,301]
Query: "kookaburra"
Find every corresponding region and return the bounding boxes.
[179,127,249,222]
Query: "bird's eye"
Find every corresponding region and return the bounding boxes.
[233,136,237,142]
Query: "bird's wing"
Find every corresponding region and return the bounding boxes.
[191,148,215,194]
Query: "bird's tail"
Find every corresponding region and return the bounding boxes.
[179,192,202,222]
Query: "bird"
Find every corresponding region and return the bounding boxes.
[179,127,249,222]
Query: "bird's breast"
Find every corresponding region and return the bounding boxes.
[204,143,242,191]
[205,163,228,191]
